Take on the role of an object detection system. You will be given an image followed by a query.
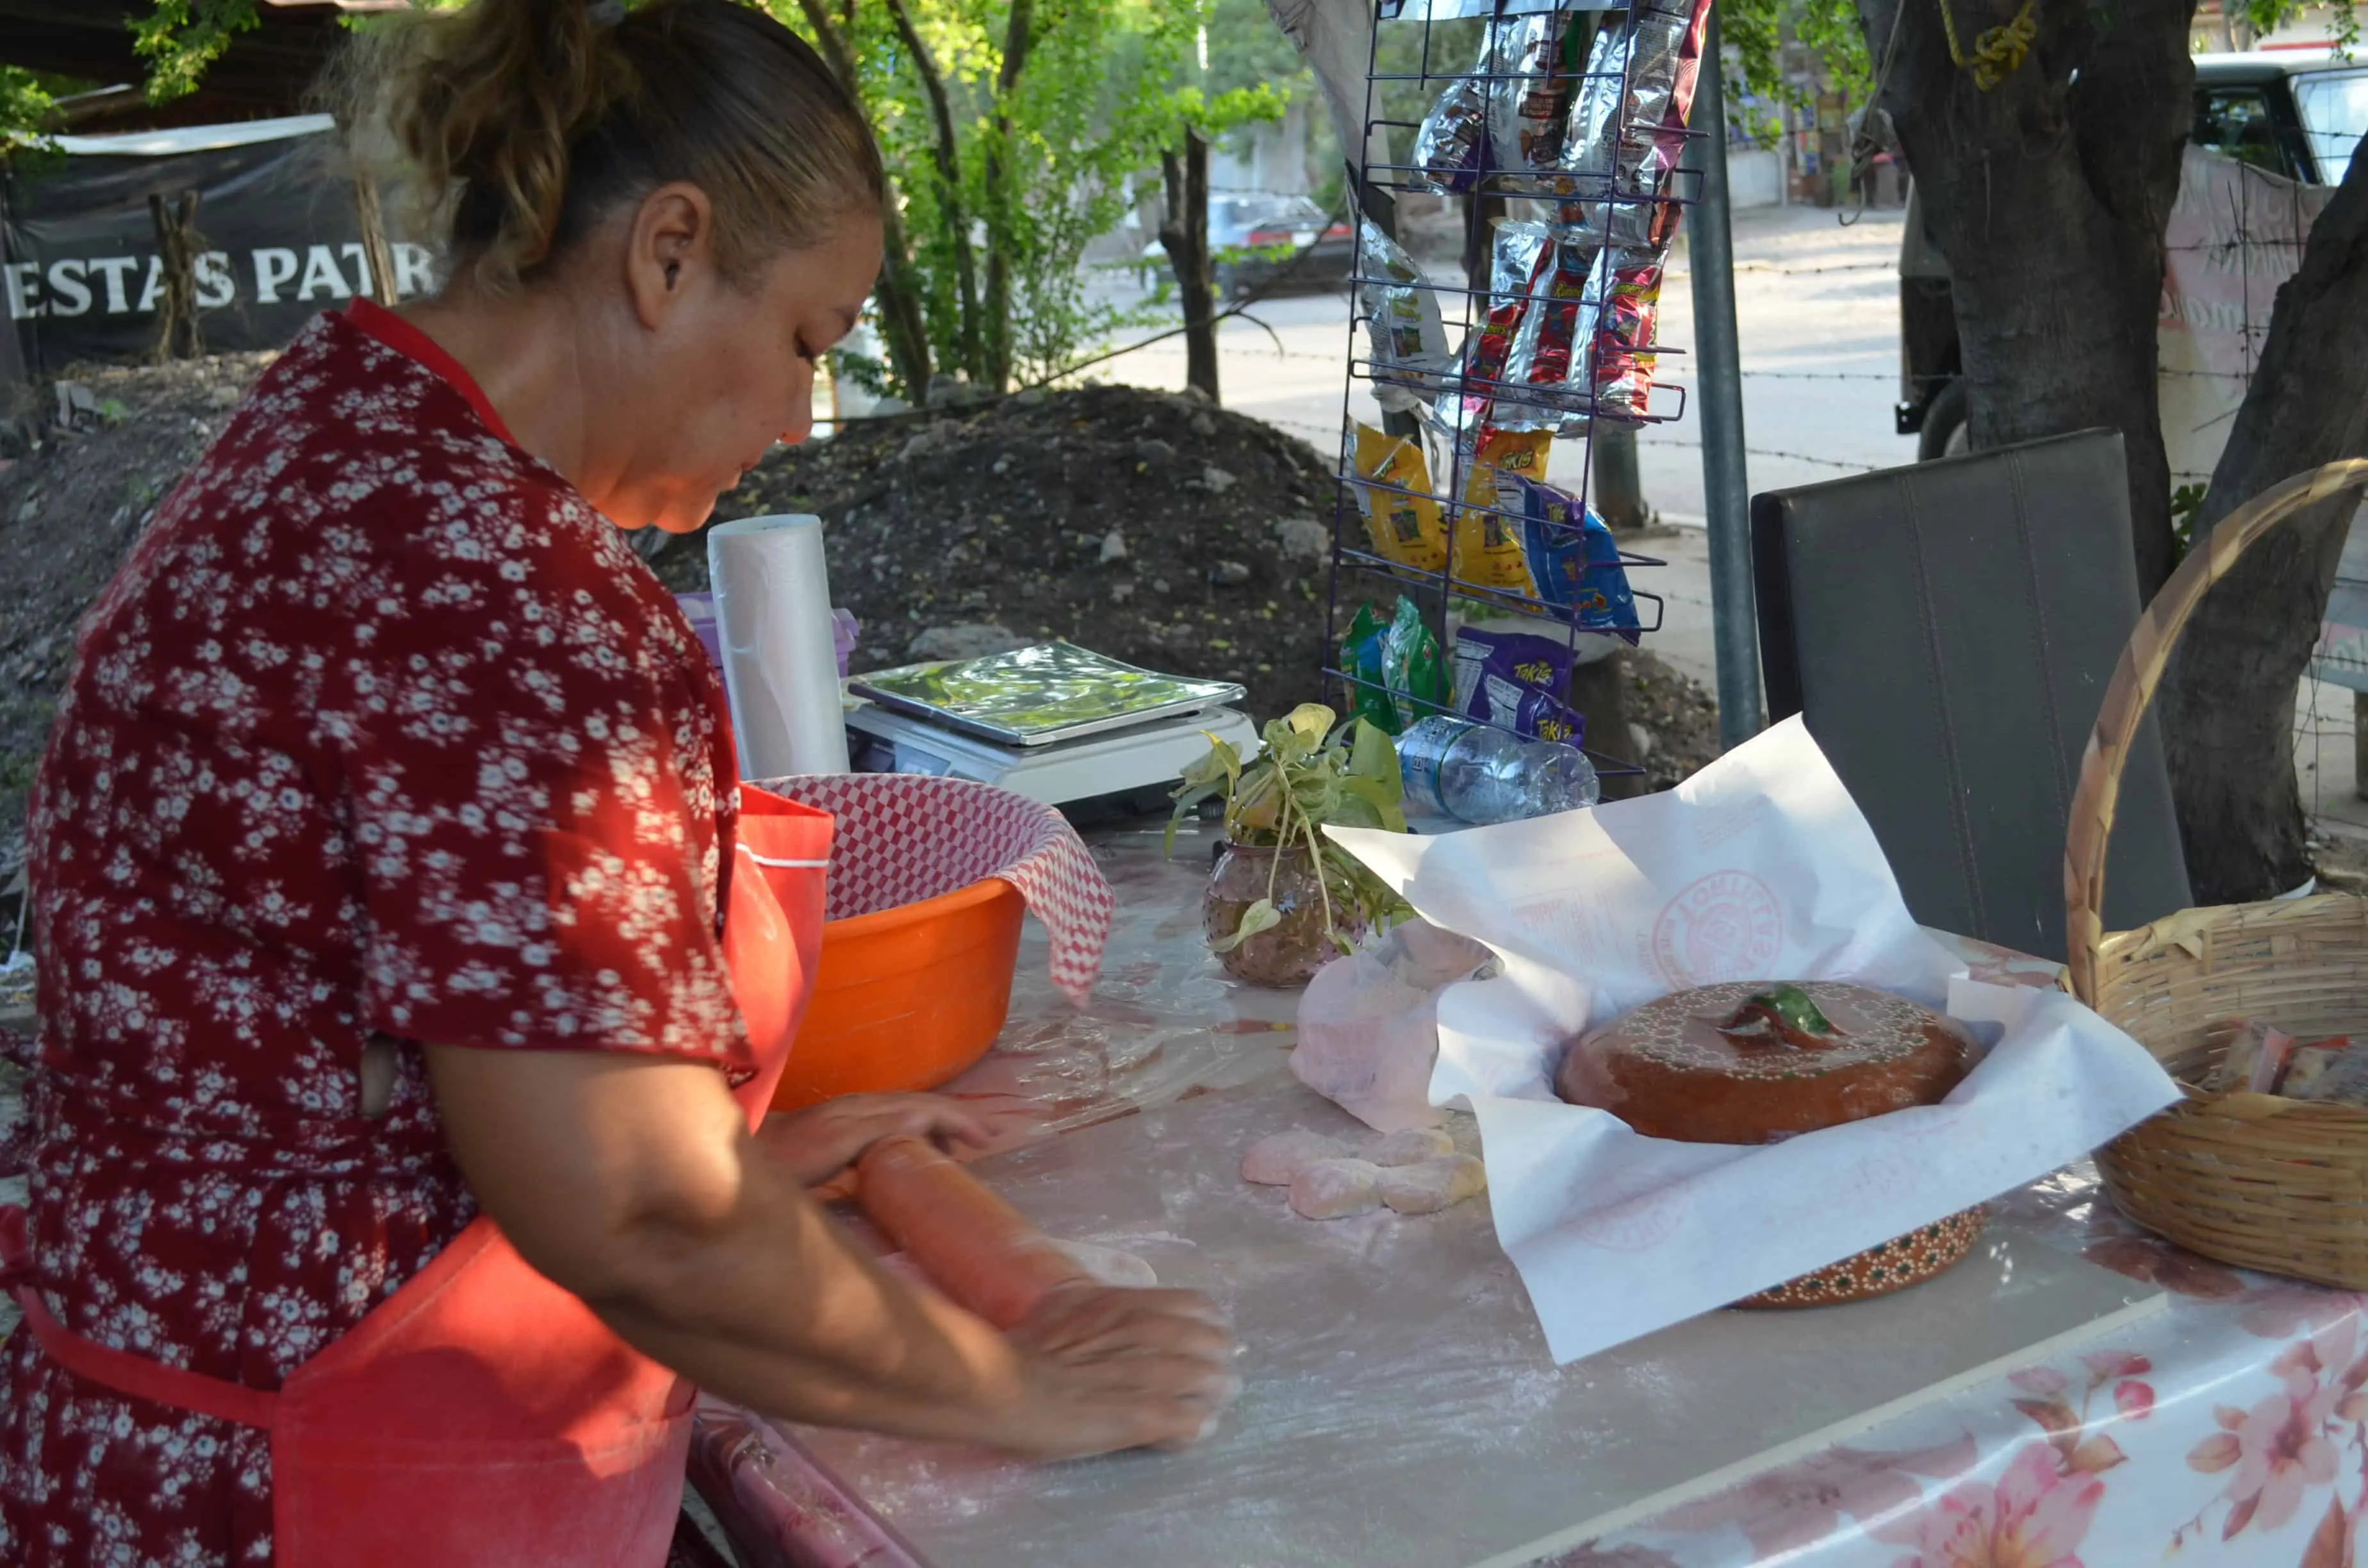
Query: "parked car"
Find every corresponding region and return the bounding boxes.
[1140,194,1354,298]
[1896,53,2368,462]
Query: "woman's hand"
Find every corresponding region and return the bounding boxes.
[971,1282,1240,1458]
[424,1049,1235,1458]
[757,1093,991,1189]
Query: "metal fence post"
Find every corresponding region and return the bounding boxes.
[1681,10,1765,749]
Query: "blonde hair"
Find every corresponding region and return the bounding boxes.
[333,0,883,291]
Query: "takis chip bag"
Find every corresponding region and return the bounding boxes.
[1345,421,1449,579]
[1525,691,1588,749]
[1452,626,1581,743]
[1512,474,1641,641]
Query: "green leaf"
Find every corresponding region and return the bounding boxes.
[1208,897,1283,954]
[1285,702,1337,744]
[1346,719,1402,796]
[1338,775,1406,831]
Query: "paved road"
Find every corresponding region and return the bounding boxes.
[1106,206,2368,860]
[1105,202,1917,689]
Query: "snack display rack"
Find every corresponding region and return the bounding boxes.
[1324,0,1718,778]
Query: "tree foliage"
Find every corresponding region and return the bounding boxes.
[0,67,61,157]
[131,0,262,104]
[777,0,1283,400]
[83,0,1282,399]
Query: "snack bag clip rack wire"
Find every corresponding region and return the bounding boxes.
[1328,0,1717,778]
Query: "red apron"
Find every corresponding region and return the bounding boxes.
[1,787,833,1567]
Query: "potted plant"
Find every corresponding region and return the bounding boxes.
[1167,703,1414,987]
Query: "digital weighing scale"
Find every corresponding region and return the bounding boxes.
[845,699,1260,819]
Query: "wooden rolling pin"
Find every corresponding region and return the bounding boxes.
[852,1135,1092,1328]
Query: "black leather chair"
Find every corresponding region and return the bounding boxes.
[1750,429,2192,961]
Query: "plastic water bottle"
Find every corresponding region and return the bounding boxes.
[1396,716,1602,825]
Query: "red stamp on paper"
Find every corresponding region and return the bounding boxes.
[1651,870,1784,988]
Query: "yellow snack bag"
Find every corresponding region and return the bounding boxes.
[1347,421,1450,578]
[1451,427,1553,591]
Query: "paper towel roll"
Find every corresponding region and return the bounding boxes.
[707,514,851,778]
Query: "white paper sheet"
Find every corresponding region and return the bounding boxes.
[1328,716,2180,1364]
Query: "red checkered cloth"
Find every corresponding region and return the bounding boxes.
[752,774,1112,1006]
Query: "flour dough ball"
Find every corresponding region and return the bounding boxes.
[1242,1129,1351,1186]
[1368,1127,1456,1167]
[1053,1240,1159,1289]
[1379,1154,1487,1216]
[1289,1157,1384,1220]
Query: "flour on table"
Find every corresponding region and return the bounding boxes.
[1379,1154,1486,1216]
[1289,1157,1383,1220]
[1241,1130,1350,1185]
[1367,1127,1455,1167]
[1052,1239,1158,1288]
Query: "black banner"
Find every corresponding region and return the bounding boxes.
[2,120,431,377]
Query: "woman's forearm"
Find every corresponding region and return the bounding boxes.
[425,1045,1238,1458]
[585,1148,1031,1444]
[424,1045,1023,1442]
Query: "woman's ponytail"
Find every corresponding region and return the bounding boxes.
[332,0,880,293]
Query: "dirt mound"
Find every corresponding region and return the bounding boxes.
[0,352,275,851]
[654,382,1343,722]
[0,366,1726,944]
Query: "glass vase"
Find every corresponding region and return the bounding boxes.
[1203,841,1363,988]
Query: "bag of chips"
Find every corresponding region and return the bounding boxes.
[1358,223,1454,414]
[1486,8,1577,195]
[1556,0,1715,250]
[1415,54,1490,194]
[1381,594,1449,729]
[1452,626,1581,745]
[1590,250,1664,418]
[2283,1040,2368,1104]
[2203,1018,2299,1095]
[1339,601,1401,735]
[1449,425,1553,591]
[1435,222,1552,436]
[1345,420,1450,580]
[1497,234,1602,430]
[1512,474,1641,641]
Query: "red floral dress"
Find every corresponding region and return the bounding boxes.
[0,300,753,1565]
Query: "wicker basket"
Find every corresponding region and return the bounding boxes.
[2067,459,2368,1289]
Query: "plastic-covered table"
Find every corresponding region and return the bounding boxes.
[693,817,2368,1568]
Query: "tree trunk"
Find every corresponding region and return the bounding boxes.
[1857,0,2196,599]
[2158,142,2368,901]
[146,190,201,363]
[1158,134,1219,402]
[882,0,984,382]
[980,0,1037,394]
[794,0,933,399]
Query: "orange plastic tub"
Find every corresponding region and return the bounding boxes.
[768,874,1025,1111]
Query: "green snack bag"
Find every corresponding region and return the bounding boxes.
[1339,602,1401,734]
[1380,596,1447,730]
